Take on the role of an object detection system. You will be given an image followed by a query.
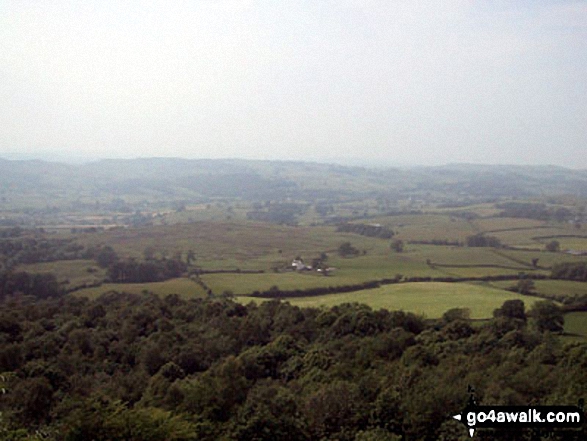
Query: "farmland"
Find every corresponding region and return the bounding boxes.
[238,282,543,319]
[1,158,585,330]
[1,158,586,440]
[55,204,586,325]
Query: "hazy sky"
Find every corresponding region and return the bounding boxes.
[1,0,586,167]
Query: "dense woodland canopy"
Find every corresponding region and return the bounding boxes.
[0,291,584,440]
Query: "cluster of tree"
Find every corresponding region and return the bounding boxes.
[246,203,308,225]
[496,202,574,222]
[106,258,187,283]
[545,240,561,252]
[315,203,334,217]
[336,223,395,239]
[0,235,86,268]
[0,271,62,301]
[0,227,24,239]
[338,241,361,257]
[90,245,188,283]
[390,239,404,253]
[408,239,463,246]
[251,280,381,298]
[551,262,587,282]
[0,293,583,440]
[465,234,502,248]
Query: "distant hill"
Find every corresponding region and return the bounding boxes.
[0,157,586,209]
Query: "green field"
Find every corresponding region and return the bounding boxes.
[552,237,587,251]
[563,311,587,339]
[18,259,107,291]
[202,252,454,296]
[77,221,385,270]
[490,279,587,301]
[364,214,476,242]
[238,282,542,319]
[73,277,207,299]
[488,226,582,248]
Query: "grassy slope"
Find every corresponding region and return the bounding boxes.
[564,311,587,338]
[490,279,587,301]
[238,282,542,319]
[17,259,107,291]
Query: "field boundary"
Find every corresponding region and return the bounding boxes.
[247,274,549,299]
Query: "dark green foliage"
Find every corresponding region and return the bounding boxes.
[336,223,394,239]
[546,240,561,252]
[515,278,535,294]
[0,295,584,440]
[94,245,119,268]
[0,271,62,300]
[0,234,87,268]
[338,241,360,257]
[496,202,574,222]
[465,234,502,248]
[246,203,307,225]
[551,262,587,281]
[106,257,187,283]
[390,239,404,253]
[530,300,564,333]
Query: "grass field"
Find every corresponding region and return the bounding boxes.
[73,277,207,299]
[488,226,582,248]
[363,214,476,242]
[238,282,542,319]
[473,217,548,233]
[18,259,107,291]
[76,221,387,270]
[490,279,587,301]
[552,237,587,251]
[563,311,587,339]
[202,252,453,295]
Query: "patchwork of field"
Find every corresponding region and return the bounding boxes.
[363,214,476,242]
[238,282,542,319]
[47,211,584,323]
[77,221,358,269]
[73,277,207,299]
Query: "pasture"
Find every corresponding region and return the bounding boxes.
[77,221,358,270]
[17,259,106,291]
[563,311,587,339]
[363,214,476,242]
[490,279,587,301]
[238,282,542,319]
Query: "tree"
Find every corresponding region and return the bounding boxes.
[545,240,560,252]
[466,234,501,248]
[494,299,526,321]
[143,246,156,261]
[338,242,359,257]
[390,239,404,253]
[95,246,118,268]
[530,300,564,333]
[516,278,535,294]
